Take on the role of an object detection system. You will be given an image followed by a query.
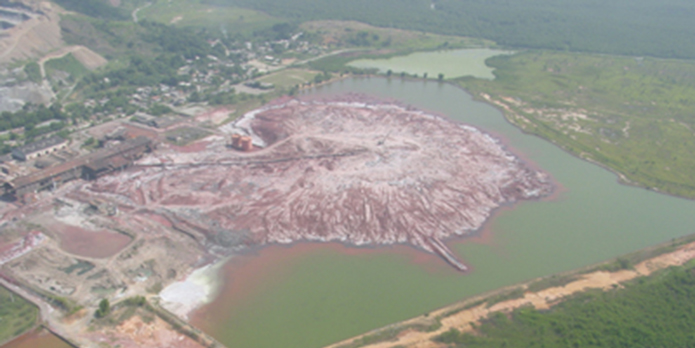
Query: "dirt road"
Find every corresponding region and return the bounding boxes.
[38,45,107,78]
[0,2,63,64]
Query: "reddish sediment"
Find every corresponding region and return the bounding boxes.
[1,330,72,348]
[72,96,553,270]
[52,224,132,259]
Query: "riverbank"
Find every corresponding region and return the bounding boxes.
[326,235,695,348]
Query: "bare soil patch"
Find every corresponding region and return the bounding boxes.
[53,223,131,259]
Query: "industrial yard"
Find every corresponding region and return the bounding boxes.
[0,95,551,347]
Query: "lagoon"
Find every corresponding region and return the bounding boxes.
[347,48,513,79]
[192,77,695,348]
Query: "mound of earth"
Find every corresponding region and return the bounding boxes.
[73,97,552,270]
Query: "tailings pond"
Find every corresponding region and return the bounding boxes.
[192,77,695,348]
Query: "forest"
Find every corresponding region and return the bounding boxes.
[435,264,695,348]
[212,0,695,59]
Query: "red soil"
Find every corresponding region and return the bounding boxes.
[72,96,553,270]
[51,223,131,258]
[2,330,71,348]
[167,140,212,153]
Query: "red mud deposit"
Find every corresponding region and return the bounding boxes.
[52,222,132,258]
[73,97,552,270]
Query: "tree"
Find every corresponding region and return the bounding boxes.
[24,62,41,83]
[438,73,444,81]
[95,298,110,318]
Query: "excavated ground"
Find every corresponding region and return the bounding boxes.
[72,96,552,270]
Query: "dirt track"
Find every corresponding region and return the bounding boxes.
[327,241,695,348]
[0,2,63,64]
[38,45,107,78]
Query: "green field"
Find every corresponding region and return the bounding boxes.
[458,51,695,198]
[256,68,319,88]
[137,0,279,33]
[0,286,38,344]
[45,53,89,81]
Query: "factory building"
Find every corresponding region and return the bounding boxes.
[11,136,68,161]
[3,136,154,200]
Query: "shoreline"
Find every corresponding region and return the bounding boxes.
[158,257,227,321]
[325,234,695,348]
[316,73,694,202]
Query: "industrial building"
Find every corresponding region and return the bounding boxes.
[3,136,154,200]
[11,136,68,161]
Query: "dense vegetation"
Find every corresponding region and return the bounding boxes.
[458,51,695,198]
[23,62,41,83]
[435,264,695,347]
[0,103,68,133]
[0,286,38,343]
[62,18,216,95]
[213,0,695,59]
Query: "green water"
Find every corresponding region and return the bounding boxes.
[205,77,695,348]
[347,48,513,79]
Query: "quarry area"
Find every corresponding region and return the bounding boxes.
[0,96,551,347]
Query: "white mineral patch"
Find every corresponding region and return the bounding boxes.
[159,260,225,320]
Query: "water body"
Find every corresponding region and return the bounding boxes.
[347,48,513,79]
[1,330,71,348]
[193,77,695,348]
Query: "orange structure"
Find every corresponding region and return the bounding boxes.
[240,136,253,151]
[230,134,241,148]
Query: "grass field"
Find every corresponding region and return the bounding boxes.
[45,53,89,81]
[0,286,38,344]
[256,68,319,88]
[137,0,279,33]
[458,51,695,198]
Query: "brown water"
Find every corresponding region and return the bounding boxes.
[2,330,71,348]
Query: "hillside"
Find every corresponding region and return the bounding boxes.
[212,0,695,59]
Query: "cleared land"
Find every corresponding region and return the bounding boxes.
[0,285,38,345]
[458,51,695,198]
[256,68,320,88]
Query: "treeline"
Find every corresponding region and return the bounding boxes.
[0,103,67,132]
[0,104,74,154]
[78,54,187,91]
[212,0,695,59]
[436,265,695,347]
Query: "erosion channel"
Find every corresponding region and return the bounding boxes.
[190,77,695,348]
